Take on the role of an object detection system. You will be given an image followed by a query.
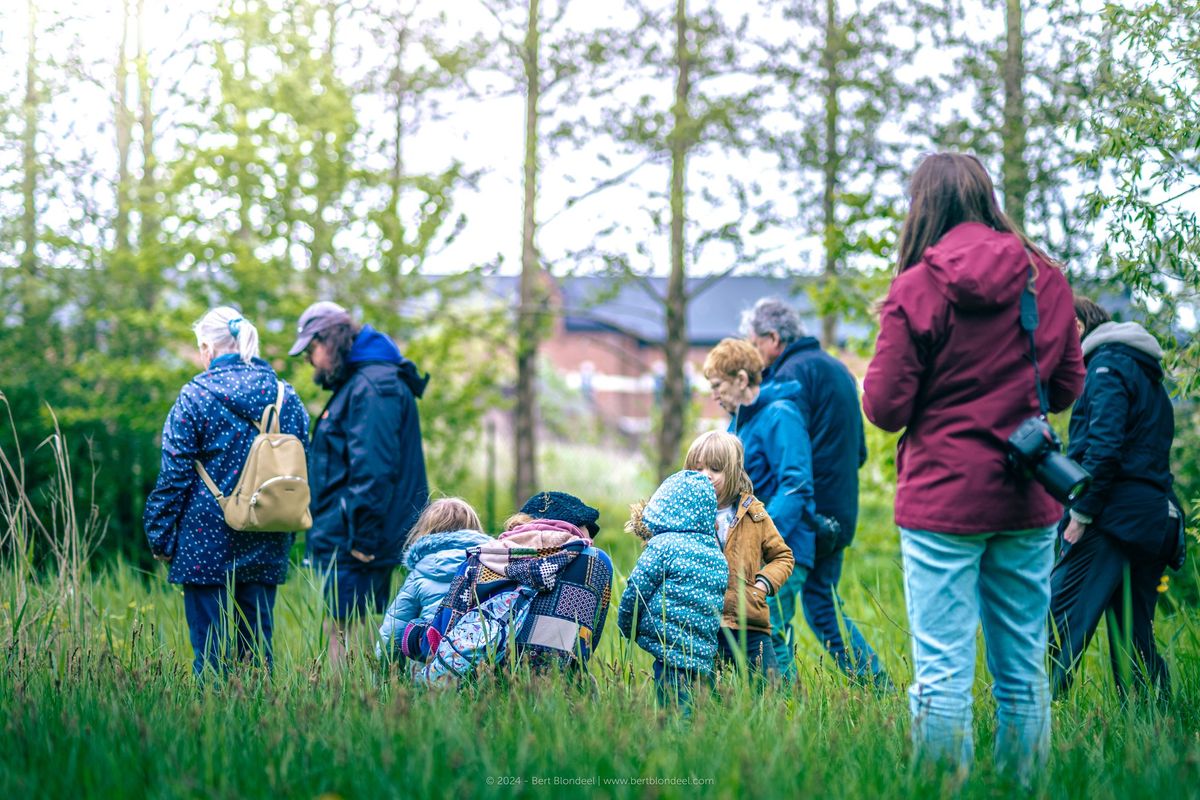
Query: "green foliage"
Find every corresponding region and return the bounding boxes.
[1082,1,1200,394]
[926,0,1101,264]
[0,0,499,569]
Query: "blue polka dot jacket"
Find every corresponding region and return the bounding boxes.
[617,470,729,674]
[143,354,311,585]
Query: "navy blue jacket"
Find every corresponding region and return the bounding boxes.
[764,337,866,543]
[1067,323,1175,556]
[307,325,429,568]
[143,355,310,585]
[729,381,819,569]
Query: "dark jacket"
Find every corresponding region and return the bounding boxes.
[143,354,310,585]
[764,337,867,542]
[863,222,1085,534]
[729,381,819,569]
[1068,322,1175,555]
[307,325,429,568]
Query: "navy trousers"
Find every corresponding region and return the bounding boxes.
[183,583,278,676]
[1049,531,1169,699]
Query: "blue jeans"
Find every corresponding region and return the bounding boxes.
[900,526,1055,783]
[768,549,888,685]
[183,583,278,676]
[653,660,711,708]
[716,627,779,680]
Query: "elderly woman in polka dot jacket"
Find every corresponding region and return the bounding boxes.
[143,307,310,676]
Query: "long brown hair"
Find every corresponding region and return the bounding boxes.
[895,153,1053,274]
[1073,295,1111,340]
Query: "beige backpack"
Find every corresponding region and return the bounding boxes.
[194,380,313,532]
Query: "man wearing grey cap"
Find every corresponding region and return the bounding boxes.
[291,301,430,666]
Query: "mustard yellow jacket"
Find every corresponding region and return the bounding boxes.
[721,493,795,633]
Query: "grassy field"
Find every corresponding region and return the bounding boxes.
[3,442,1200,798]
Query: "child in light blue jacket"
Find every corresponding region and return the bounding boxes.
[617,470,729,705]
[377,498,491,661]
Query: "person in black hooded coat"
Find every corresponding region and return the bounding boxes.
[290,301,430,665]
[1049,297,1180,698]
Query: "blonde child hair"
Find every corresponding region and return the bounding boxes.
[684,430,755,508]
[503,512,534,532]
[405,497,482,553]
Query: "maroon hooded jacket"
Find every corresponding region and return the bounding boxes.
[863,222,1085,534]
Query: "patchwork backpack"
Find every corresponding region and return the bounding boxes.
[194,380,312,533]
[416,587,534,687]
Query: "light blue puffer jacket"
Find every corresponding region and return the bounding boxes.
[377,529,492,659]
[617,471,729,674]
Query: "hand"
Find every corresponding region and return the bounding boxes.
[350,549,376,564]
[153,553,172,563]
[1063,518,1087,545]
[754,578,771,596]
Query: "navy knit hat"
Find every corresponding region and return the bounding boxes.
[519,491,600,536]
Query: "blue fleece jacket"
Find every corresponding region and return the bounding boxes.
[617,470,729,674]
[729,380,818,569]
[377,528,492,658]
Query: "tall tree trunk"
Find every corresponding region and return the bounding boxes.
[820,0,840,348]
[1002,0,1028,229]
[386,21,407,278]
[514,0,541,506]
[657,0,690,480]
[136,0,157,250]
[21,0,38,275]
[114,0,132,254]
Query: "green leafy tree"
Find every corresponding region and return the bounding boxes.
[581,0,777,479]
[764,0,930,347]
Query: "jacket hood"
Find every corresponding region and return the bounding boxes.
[347,324,430,398]
[642,470,718,537]
[191,356,283,426]
[923,222,1031,311]
[1082,321,1164,362]
[736,379,805,430]
[403,529,492,572]
[348,324,404,365]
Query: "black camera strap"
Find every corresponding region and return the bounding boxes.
[1020,249,1051,417]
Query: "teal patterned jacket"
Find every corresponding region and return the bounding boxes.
[617,471,729,673]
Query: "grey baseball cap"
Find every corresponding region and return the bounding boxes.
[288,301,353,356]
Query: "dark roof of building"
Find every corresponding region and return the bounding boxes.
[483,274,870,346]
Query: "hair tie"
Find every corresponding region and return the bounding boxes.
[228,317,243,338]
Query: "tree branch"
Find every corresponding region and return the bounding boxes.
[542,155,662,229]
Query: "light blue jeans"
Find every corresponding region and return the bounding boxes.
[900,526,1055,784]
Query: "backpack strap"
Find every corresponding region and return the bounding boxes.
[194,460,225,501]
[258,380,286,434]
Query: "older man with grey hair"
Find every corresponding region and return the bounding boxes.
[740,297,891,689]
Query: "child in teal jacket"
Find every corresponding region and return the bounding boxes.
[617,470,729,704]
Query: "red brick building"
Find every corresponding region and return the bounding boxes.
[488,275,868,439]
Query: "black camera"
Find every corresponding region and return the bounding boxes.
[814,513,842,559]
[1006,417,1092,506]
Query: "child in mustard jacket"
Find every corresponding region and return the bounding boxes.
[685,431,794,678]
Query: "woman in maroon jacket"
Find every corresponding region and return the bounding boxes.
[863,154,1084,785]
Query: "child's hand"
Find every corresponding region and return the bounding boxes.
[754,578,770,596]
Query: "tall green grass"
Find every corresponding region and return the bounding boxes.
[3,418,1200,798]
